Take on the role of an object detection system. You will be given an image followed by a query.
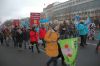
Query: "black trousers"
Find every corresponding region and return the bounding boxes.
[57,44,66,66]
[47,57,57,66]
[80,35,87,47]
[31,42,40,53]
[0,38,3,45]
[42,39,46,48]
[96,40,100,53]
[19,42,23,48]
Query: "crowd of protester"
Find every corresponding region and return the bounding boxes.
[0,19,100,66]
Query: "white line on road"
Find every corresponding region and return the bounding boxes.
[40,43,97,52]
[87,43,97,46]
[40,49,45,53]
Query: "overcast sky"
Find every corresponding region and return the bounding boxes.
[0,0,68,23]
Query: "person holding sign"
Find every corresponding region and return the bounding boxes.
[44,25,59,66]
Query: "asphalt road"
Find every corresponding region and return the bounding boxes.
[0,40,100,66]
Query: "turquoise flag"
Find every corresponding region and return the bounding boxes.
[20,20,30,29]
[40,17,50,23]
[85,16,92,25]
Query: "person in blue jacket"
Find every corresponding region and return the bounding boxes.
[95,24,100,54]
[76,21,89,47]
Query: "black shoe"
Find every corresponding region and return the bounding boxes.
[62,63,67,66]
[38,51,40,53]
[29,47,31,49]
[85,44,88,46]
[80,44,84,47]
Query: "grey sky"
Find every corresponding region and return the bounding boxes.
[0,0,68,23]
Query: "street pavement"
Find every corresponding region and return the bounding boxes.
[0,40,100,66]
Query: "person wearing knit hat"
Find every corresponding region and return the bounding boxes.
[45,24,66,66]
[76,20,89,47]
[44,24,59,66]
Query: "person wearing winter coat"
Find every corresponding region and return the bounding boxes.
[95,24,100,53]
[3,28,11,47]
[11,26,18,48]
[76,21,89,47]
[44,25,59,66]
[59,21,67,39]
[16,28,23,49]
[39,26,46,48]
[0,31,3,45]
[88,23,96,40]
[22,27,29,49]
[30,27,40,53]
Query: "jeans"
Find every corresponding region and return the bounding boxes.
[16,41,23,48]
[12,37,18,48]
[31,42,40,53]
[23,40,29,49]
[47,57,57,66]
[96,40,100,53]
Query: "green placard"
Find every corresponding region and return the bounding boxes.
[59,38,78,66]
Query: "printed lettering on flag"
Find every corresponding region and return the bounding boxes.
[30,13,40,27]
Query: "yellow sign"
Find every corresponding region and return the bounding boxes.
[34,20,37,23]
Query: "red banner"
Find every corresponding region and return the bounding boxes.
[30,13,40,27]
[12,19,20,27]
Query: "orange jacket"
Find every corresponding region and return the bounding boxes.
[44,30,59,43]
[30,30,38,42]
[44,30,59,57]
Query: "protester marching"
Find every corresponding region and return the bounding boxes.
[95,24,100,54]
[0,14,100,66]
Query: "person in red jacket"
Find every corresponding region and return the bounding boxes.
[39,26,46,48]
[30,26,40,53]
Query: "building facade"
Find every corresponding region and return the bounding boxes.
[43,0,100,21]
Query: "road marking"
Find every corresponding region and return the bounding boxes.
[87,43,97,46]
[40,42,97,53]
[40,49,45,53]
